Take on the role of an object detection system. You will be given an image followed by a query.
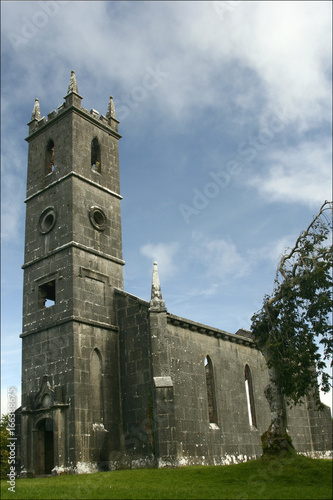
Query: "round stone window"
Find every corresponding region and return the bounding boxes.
[89,206,107,231]
[38,207,56,234]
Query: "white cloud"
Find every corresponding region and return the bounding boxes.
[141,1,332,128]
[254,235,297,267]
[3,1,331,131]
[1,138,26,242]
[190,232,250,281]
[248,139,332,207]
[140,242,179,280]
[204,239,249,279]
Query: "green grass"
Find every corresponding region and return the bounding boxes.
[1,456,332,499]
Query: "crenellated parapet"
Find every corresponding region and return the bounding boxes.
[27,70,120,138]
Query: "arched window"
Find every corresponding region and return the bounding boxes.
[90,348,103,422]
[205,356,218,424]
[91,137,101,173]
[46,139,55,174]
[245,364,257,427]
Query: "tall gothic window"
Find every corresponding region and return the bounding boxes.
[91,137,101,173]
[46,139,55,174]
[205,356,218,424]
[90,348,103,422]
[245,364,257,427]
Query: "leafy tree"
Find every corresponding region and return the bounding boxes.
[251,201,333,455]
[0,414,10,478]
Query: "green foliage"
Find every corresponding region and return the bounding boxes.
[261,426,296,457]
[1,456,332,499]
[251,201,333,406]
[0,415,10,479]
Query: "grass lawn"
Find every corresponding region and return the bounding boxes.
[1,455,332,500]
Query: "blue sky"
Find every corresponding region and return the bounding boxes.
[1,1,332,415]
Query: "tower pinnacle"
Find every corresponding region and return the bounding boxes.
[67,70,79,94]
[150,261,166,311]
[31,98,41,121]
[106,96,116,120]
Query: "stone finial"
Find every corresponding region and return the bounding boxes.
[31,98,41,121]
[106,96,116,120]
[151,261,162,301]
[150,261,166,311]
[67,70,79,94]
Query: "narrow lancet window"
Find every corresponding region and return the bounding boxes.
[46,139,55,174]
[205,356,218,424]
[91,137,101,173]
[245,364,257,428]
[90,348,103,422]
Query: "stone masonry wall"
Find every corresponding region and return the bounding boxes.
[113,293,332,467]
[115,290,155,466]
[72,321,121,467]
[165,315,269,464]
[164,314,330,464]
[21,77,125,475]
[20,321,75,472]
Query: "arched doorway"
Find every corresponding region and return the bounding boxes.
[36,418,54,474]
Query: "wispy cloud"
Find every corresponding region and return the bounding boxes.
[189,232,250,281]
[2,2,331,130]
[140,242,179,280]
[248,235,300,269]
[248,138,332,206]
[1,137,26,242]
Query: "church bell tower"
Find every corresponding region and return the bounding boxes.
[20,71,124,474]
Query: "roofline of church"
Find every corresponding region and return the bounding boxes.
[114,287,150,306]
[167,313,255,346]
[114,288,255,346]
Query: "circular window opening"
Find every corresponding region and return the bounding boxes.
[44,213,55,230]
[93,210,105,226]
[38,207,56,234]
[89,206,107,231]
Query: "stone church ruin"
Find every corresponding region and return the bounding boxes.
[15,71,332,475]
